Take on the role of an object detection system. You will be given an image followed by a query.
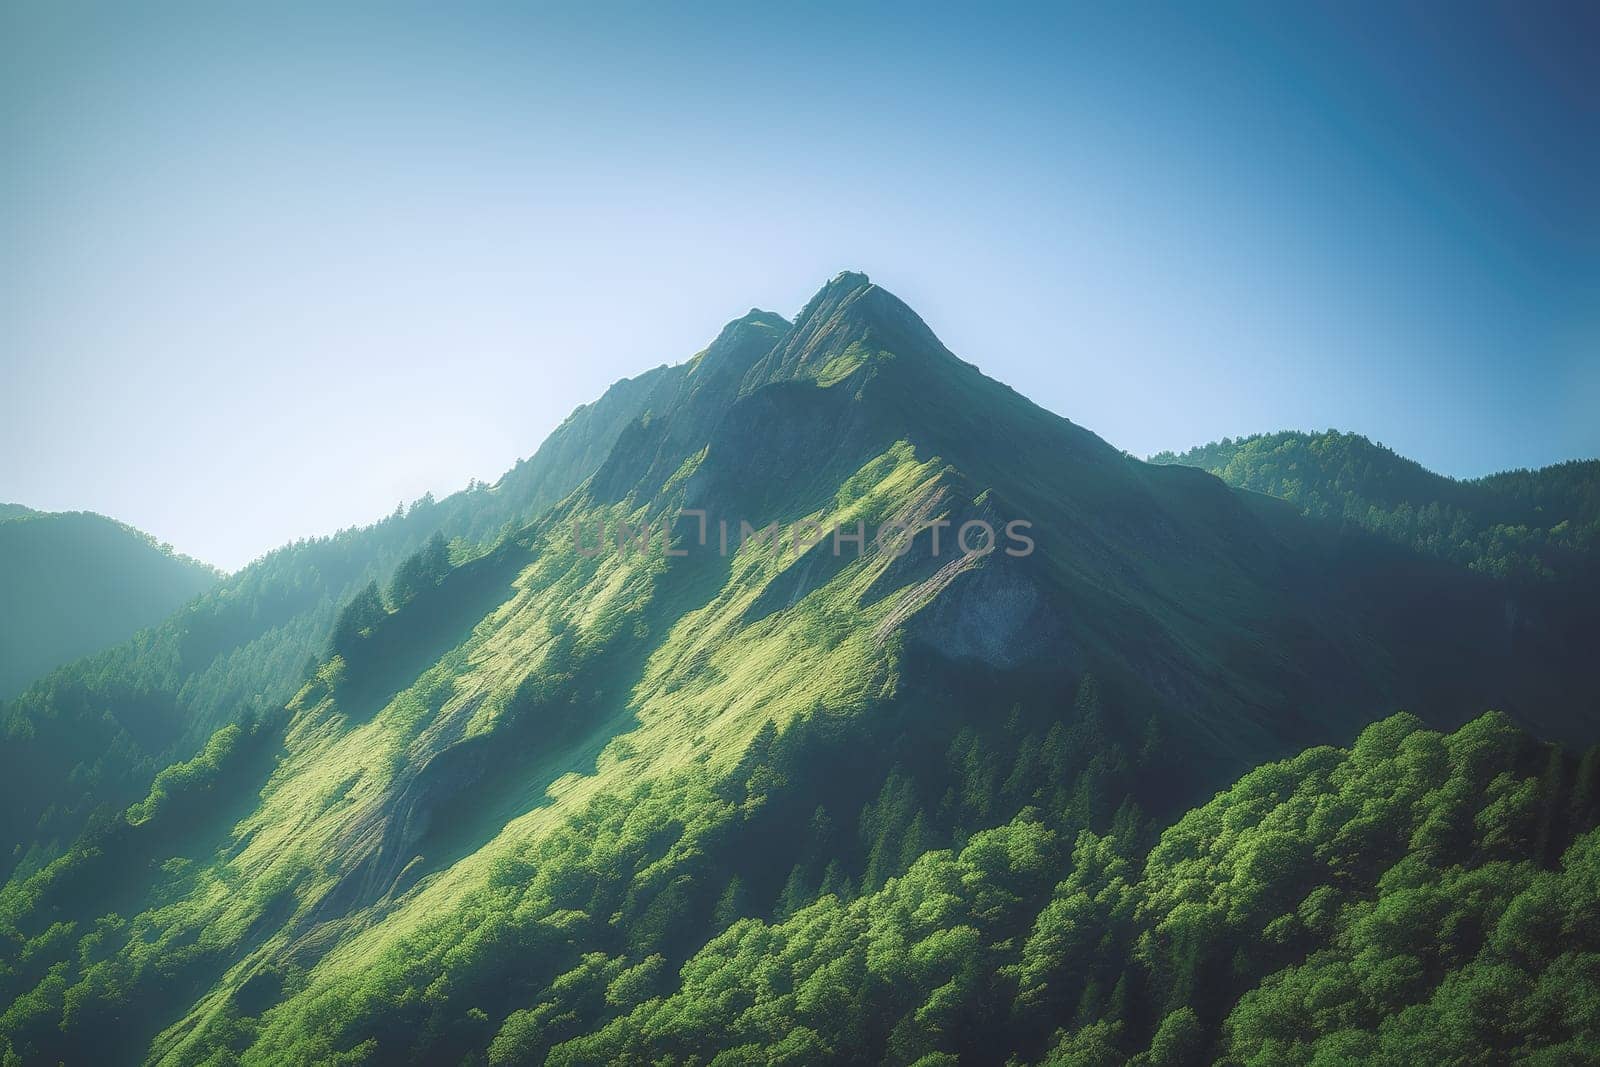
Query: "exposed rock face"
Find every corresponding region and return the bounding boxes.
[311,691,492,920]
[910,553,1069,671]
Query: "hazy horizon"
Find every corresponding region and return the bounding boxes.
[5,1,1596,570]
[4,265,1596,574]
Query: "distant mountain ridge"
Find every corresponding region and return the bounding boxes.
[1150,430,1600,582]
[0,508,219,700]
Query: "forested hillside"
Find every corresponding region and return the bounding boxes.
[1150,431,1600,583]
[530,711,1600,1065]
[0,510,218,699]
[1,276,1595,1065]
[6,689,1597,1063]
[0,359,689,884]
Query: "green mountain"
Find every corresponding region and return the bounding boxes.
[1,275,1596,1065]
[0,509,220,700]
[1150,431,1600,583]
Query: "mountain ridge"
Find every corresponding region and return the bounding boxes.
[0,508,220,700]
[1151,429,1600,583]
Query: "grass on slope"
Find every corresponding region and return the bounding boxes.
[2,437,957,1064]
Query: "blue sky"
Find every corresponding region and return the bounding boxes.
[3,1,1596,570]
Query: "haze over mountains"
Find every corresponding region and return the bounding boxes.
[1,274,1597,1064]
[0,507,218,699]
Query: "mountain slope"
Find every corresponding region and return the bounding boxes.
[0,358,688,883]
[0,509,219,699]
[0,275,1595,1065]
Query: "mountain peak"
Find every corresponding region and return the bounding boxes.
[737,307,789,328]
[742,271,952,391]
[826,269,870,290]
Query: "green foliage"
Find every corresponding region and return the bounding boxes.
[329,580,385,659]
[518,714,1600,1065]
[385,532,452,610]
[1151,430,1600,582]
[15,689,1585,1066]
[125,724,244,826]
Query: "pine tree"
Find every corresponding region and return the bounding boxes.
[329,580,385,658]
[775,864,810,920]
[712,876,747,929]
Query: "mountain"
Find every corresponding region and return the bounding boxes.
[1150,431,1600,583]
[0,509,219,700]
[0,274,1596,1065]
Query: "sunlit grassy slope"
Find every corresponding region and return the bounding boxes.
[2,274,1595,1065]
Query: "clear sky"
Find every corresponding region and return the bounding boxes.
[3,1,1596,571]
